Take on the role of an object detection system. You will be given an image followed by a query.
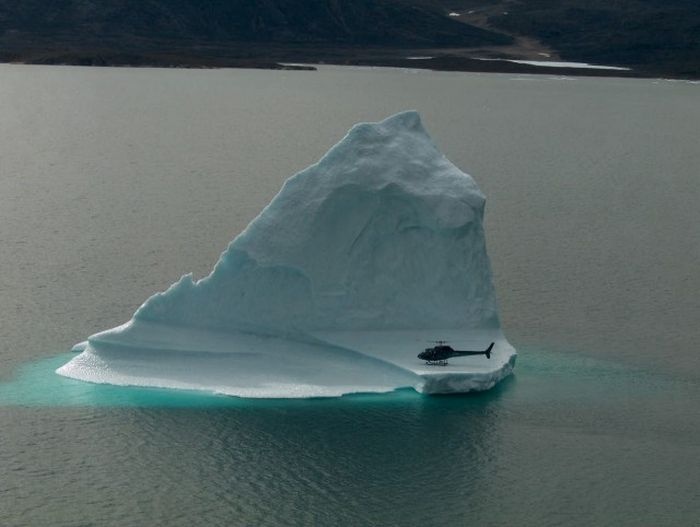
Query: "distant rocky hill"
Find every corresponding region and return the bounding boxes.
[0,0,697,78]
[438,0,699,77]
[481,0,700,78]
[0,0,510,47]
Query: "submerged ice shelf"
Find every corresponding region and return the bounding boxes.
[58,111,516,397]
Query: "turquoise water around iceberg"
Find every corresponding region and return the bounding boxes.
[1,354,240,408]
[1,353,422,407]
[0,347,691,408]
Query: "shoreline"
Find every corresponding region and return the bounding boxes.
[2,48,696,81]
[5,58,698,83]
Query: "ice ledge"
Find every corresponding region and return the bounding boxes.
[419,355,516,394]
[58,322,516,397]
[311,328,516,394]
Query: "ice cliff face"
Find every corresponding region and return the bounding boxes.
[58,111,514,397]
[135,111,499,334]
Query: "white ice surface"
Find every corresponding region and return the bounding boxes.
[61,321,423,397]
[58,111,516,397]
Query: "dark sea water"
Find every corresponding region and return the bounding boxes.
[0,65,698,526]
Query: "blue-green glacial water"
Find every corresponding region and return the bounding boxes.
[0,64,698,526]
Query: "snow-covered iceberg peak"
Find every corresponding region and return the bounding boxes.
[136,111,499,334]
[58,112,515,397]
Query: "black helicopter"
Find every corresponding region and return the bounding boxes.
[418,341,494,366]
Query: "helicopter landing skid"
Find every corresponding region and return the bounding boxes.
[425,360,449,366]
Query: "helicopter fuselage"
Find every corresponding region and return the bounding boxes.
[418,342,494,365]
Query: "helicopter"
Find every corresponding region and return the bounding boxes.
[418,341,494,366]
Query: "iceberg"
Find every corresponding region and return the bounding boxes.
[58,111,516,397]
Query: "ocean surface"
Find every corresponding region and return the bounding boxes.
[0,64,698,526]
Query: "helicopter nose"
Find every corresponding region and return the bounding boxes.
[418,350,428,360]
